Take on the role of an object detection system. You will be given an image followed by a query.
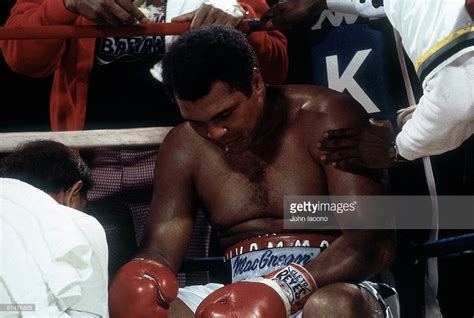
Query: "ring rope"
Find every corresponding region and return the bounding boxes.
[0,127,173,153]
[0,19,264,40]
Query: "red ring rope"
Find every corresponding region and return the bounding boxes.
[0,19,265,40]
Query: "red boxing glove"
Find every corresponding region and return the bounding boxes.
[109,258,179,318]
[195,281,287,318]
[196,263,317,318]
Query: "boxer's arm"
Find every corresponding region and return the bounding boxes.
[239,0,288,84]
[109,126,195,317]
[110,126,195,317]
[2,0,79,77]
[136,124,198,272]
[306,90,395,287]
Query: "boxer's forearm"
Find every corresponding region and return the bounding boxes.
[135,207,195,272]
[134,246,176,271]
[136,229,190,273]
[305,230,395,287]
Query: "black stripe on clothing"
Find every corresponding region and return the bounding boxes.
[372,0,384,9]
[418,31,474,83]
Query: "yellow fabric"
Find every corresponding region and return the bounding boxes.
[415,25,474,72]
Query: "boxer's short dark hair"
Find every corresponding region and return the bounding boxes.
[0,140,92,195]
[162,25,258,102]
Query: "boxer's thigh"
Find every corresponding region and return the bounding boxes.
[303,282,385,318]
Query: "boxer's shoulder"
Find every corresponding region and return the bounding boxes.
[159,122,207,167]
[162,122,207,149]
[284,85,369,132]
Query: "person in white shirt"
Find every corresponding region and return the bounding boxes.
[262,0,474,169]
[0,140,108,317]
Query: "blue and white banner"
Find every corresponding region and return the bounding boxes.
[308,10,420,120]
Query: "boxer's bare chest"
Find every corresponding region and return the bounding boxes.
[193,127,327,235]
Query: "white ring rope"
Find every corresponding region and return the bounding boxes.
[0,127,173,153]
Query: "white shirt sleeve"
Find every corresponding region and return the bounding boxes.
[396,53,474,160]
[326,0,386,18]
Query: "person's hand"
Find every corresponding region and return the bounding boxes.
[63,0,146,26]
[319,119,399,172]
[261,0,325,29]
[396,105,416,129]
[108,258,179,318]
[171,2,246,29]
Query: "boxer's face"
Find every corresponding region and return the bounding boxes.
[178,73,265,154]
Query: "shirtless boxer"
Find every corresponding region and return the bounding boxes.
[109,26,397,318]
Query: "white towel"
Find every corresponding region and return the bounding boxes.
[0,178,94,317]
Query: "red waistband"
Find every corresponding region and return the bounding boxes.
[224,233,337,261]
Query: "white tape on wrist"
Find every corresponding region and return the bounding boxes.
[259,278,292,316]
[264,264,317,314]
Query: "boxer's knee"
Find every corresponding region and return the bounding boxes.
[169,298,195,318]
[303,282,366,318]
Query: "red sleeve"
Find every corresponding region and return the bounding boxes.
[2,0,79,77]
[238,0,288,84]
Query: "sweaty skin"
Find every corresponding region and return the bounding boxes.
[138,80,395,317]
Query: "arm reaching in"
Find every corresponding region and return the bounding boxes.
[318,118,400,172]
[261,0,385,29]
[2,0,144,77]
[63,0,145,25]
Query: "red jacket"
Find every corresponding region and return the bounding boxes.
[2,0,288,131]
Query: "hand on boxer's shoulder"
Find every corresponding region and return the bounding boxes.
[109,258,178,318]
[63,0,146,26]
[171,2,246,29]
[319,119,398,171]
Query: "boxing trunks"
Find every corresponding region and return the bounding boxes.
[177,233,399,317]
